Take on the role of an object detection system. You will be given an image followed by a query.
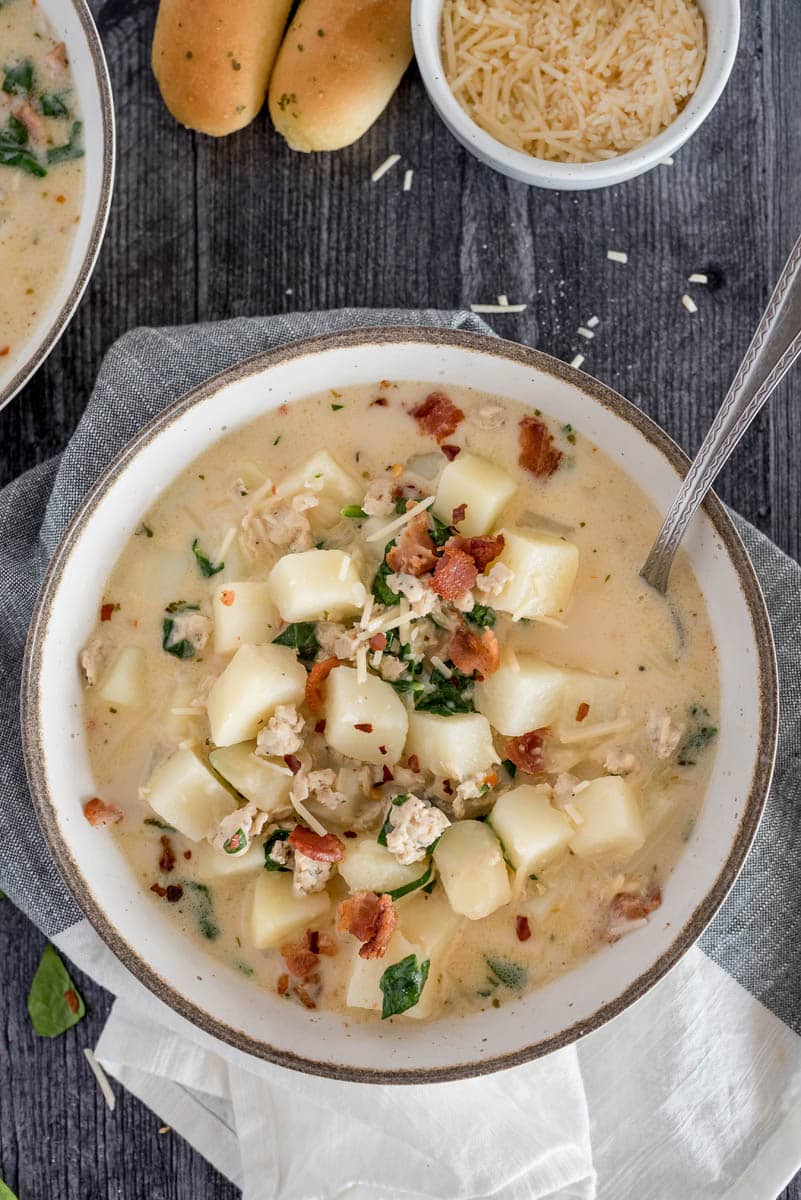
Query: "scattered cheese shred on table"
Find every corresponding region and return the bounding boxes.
[371,154,401,182]
[470,302,527,313]
[570,353,585,369]
[688,272,708,284]
[497,294,509,306]
[681,293,698,313]
[403,168,414,191]
[607,250,628,263]
[84,1048,116,1112]
[660,157,675,166]
[587,315,600,328]
[577,326,595,339]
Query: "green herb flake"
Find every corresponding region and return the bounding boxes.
[237,961,254,976]
[47,120,84,165]
[414,666,475,716]
[27,944,85,1038]
[144,817,177,832]
[273,621,318,664]
[135,522,154,538]
[379,954,430,1019]
[2,59,33,95]
[191,537,224,577]
[677,706,718,767]
[264,829,291,871]
[341,505,368,519]
[273,435,281,445]
[466,603,496,628]
[331,403,344,411]
[183,880,219,940]
[485,955,528,989]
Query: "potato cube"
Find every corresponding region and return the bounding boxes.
[212,581,280,654]
[249,872,330,949]
[267,549,366,623]
[398,888,463,958]
[276,450,362,531]
[345,931,433,1019]
[433,820,511,919]
[432,452,516,537]
[555,669,626,741]
[568,777,645,862]
[146,748,237,841]
[492,528,579,622]
[489,784,572,874]
[206,643,306,747]
[339,837,426,894]
[190,840,265,878]
[324,666,408,765]
[405,712,499,781]
[98,645,147,709]
[208,741,293,814]
[474,652,566,736]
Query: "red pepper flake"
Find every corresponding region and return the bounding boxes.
[516,915,532,941]
[576,702,590,723]
[451,502,468,525]
[442,779,454,795]
[294,985,317,1010]
[277,973,289,996]
[407,754,420,773]
[314,718,326,734]
[410,391,465,442]
[284,754,302,774]
[219,589,235,607]
[159,835,176,873]
[344,829,358,839]
[183,850,192,860]
[354,722,373,733]
[378,744,387,755]
[307,929,320,954]
[99,602,117,622]
[441,444,461,461]
[150,883,167,897]
[288,826,345,862]
[519,416,563,479]
[64,989,80,1014]
[382,765,394,783]
[371,396,388,407]
[0,347,9,357]
[165,884,183,903]
[369,632,387,651]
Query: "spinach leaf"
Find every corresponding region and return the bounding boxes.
[377,795,409,846]
[485,955,528,989]
[2,59,33,95]
[371,541,400,606]
[40,91,70,117]
[273,621,318,663]
[182,880,219,940]
[264,829,291,871]
[429,513,452,547]
[379,954,430,1019]
[47,120,84,165]
[162,603,200,659]
[0,114,45,177]
[466,604,496,628]
[414,666,475,716]
[191,537,224,577]
[144,817,177,832]
[27,944,85,1037]
[0,1179,19,1200]
[386,864,433,901]
[677,706,718,767]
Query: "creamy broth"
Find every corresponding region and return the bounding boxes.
[0,0,85,370]
[81,382,719,1023]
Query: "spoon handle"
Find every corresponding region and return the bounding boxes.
[641,235,801,593]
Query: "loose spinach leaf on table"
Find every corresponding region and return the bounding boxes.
[27,944,85,1037]
[485,955,528,990]
[414,666,475,716]
[273,621,318,663]
[47,119,84,165]
[2,59,33,95]
[191,536,224,577]
[379,954,430,1019]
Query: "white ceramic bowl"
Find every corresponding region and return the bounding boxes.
[412,0,740,190]
[0,0,115,411]
[23,328,777,1083]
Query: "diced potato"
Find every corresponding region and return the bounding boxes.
[305,765,369,828]
[398,888,463,958]
[249,872,330,949]
[489,784,572,874]
[433,820,511,919]
[276,450,362,531]
[146,748,237,842]
[474,652,566,736]
[339,837,425,894]
[206,643,306,747]
[405,712,499,781]
[432,452,516,537]
[208,741,293,814]
[568,777,645,862]
[190,840,265,878]
[325,666,408,765]
[267,549,366,623]
[492,528,579,622]
[345,931,433,1019]
[555,669,626,741]
[212,581,280,654]
[98,645,147,709]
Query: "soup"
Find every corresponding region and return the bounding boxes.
[81,383,719,1023]
[0,0,85,373]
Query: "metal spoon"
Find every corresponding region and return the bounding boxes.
[641,235,801,592]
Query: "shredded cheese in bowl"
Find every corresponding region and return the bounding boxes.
[441,0,707,164]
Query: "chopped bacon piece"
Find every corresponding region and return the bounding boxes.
[448,620,500,677]
[294,985,317,1009]
[371,396,388,407]
[100,602,116,622]
[378,745,387,755]
[219,589,235,607]
[611,887,662,922]
[386,511,437,577]
[305,656,345,714]
[288,826,345,862]
[519,416,563,479]
[316,932,338,956]
[11,98,45,142]
[431,546,477,600]
[441,444,461,461]
[307,929,320,954]
[45,41,69,70]
[337,891,397,959]
[576,702,590,723]
[410,391,465,443]
[183,850,192,860]
[516,916,532,942]
[314,719,326,734]
[64,988,80,1014]
[382,765,394,783]
[280,939,319,979]
[354,722,373,733]
[451,503,468,525]
[505,729,548,774]
[407,754,420,773]
[369,632,387,651]
[448,533,505,572]
[83,797,123,827]
[165,884,183,903]
[277,973,289,995]
[344,830,358,839]
[442,779,454,795]
[150,883,167,898]
[284,753,302,774]
[159,835,176,873]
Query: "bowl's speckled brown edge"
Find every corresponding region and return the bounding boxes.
[0,0,115,413]
[22,326,779,1085]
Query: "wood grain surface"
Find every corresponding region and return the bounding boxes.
[1,0,800,1196]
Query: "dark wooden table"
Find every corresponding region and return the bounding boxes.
[1,0,800,1196]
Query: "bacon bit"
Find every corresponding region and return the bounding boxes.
[410,391,465,443]
[183,850,192,860]
[576,702,590,723]
[516,916,532,942]
[315,931,338,956]
[354,722,373,733]
[611,887,662,922]
[441,444,461,461]
[277,973,289,995]
[519,416,563,479]
[314,718,326,734]
[45,41,69,69]
[219,589,235,607]
[505,729,548,774]
[344,829,358,839]
[64,988,80,1014]
[0,347,9,357]
[284,753,302,774]
[451,502,468,525]
[449,533,505,571]
[11,98,45,142]
[442,779,454,795]
[280,939,319,979]
[431,546,478,600]
[382,765,394,783]
[294,985,317,1009]
[386,511,437,577]
[288,826,345,862]
[83,797,123,827]
[305,656,345,714]
[100,602,116,622]
[150,883,167,898]
[407,754,420,773]
[371,396,388,407]
[337,891,397,959]
[369,632,388,651]
[378,745,387,755]
[159,835,176,873]
[307,929,320,954]
[448,620,500,677]
[165,885,183,903]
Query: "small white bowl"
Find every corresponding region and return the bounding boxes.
[0,0,115,411]
[412,0,740,190]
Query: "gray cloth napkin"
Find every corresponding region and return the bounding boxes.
[1,305,800,1038]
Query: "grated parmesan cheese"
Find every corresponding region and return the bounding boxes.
[577,326,595,339]
[84,1049,116,1111]
[570,353,585,369]
[403,168,414,191]
[688,272,708,284]
[441,0,706,164]
[365,494,435,543]
[681,293,698,313]
[371,153,400,182]
[587,315,600,328]
[497,293,509,306]
[214,525,237,564]
[470,302,527,313]
[607,250,628,263]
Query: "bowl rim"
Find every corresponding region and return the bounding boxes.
[22,324,778,1084]
[411,0,741,189]
[0,0,116,412]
